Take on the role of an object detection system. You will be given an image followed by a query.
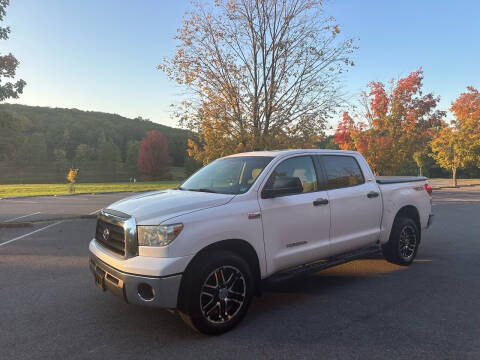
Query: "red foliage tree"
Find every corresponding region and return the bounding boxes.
[138,131,172,180]
[334,68,445,175]
[334,112,357,150]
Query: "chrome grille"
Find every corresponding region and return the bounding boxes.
[96,219,126,256]
[94,210,138,258]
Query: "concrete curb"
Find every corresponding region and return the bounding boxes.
[0,214,97,228]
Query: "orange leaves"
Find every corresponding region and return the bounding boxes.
[444,87,480,167]
[334,112,357,150]
[336,69,445,175]
[393,68,423,102]
[159,0,357,163]
[450,87,480,129]
[368,81,389,122]
[66,168,78,184]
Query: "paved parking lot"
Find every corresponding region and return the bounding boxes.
[0,192,135,223]
[1,188,479,359]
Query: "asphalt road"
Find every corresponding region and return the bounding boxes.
[0,189,479,359]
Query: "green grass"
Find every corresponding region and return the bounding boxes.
[0,181,182,198]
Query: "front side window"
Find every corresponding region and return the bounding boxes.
[180,156,273,194]
[266,156,318,193]
[322,155,364,190]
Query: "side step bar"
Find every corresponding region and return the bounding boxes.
[265,245,381,283]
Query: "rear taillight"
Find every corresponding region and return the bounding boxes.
[424,183,433,196]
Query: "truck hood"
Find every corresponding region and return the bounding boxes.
[105,189,235,225]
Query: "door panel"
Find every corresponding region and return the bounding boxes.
[258,156,331,275]
[319,155,382,255]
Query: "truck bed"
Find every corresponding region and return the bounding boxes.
[375,176,427,184]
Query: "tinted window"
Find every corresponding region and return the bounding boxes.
[322,155,364,189]
[267,156,318,193]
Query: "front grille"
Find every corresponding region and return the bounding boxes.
[96,219,126,256]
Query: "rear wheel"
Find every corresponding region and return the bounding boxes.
[382,217,420,266]
[178,250,254,335]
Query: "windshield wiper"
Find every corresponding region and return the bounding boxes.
[185,188,218,193]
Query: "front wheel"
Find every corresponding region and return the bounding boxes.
[382,217,420,266]
[178,250,254,335]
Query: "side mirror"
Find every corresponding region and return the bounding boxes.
[262,176,303,198]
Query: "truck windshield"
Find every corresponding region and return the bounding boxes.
[179,156,273,195]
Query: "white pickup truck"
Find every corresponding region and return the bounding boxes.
[89,149,433,334]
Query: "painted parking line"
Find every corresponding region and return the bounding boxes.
[0,199,40,204]
[5,212,42,222]
[89,209,103,215]
[0,221,63,248]
[52,196,92,201]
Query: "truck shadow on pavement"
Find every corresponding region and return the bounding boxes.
[116,255,432,342]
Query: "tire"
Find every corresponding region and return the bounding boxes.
[382,217,420,266]
[178,250,254,335]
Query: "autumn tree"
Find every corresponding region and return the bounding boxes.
[431,87,480,185]
[413,150,429,176]
[138,131,171,180]
[0,0,26,102]
[334,69,445,175]
[449,87,480,166]
[160,0,356,164]
[430,126,465,186]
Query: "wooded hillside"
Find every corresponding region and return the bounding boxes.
[0,104,194,183]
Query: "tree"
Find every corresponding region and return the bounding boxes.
[0,0,26,101]
[315,134,340,150]
[66,168,79,193]
[184,156,202,177]
[97,135,121,164]
[334,69,445,175]
[449,87,480,166]
[160,0,356,163]
[125,140,140,176]
[138,131,171,180]
[413,150,429,176]
[53,149,67,163]
[74,144,96,164]
[430,126,465,186]
[19,133,48,164]
[431,87,480,186]
[0,109,27,160]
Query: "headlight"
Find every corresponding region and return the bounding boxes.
[137,223,183,247]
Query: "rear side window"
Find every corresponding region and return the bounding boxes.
[322,155,365,190]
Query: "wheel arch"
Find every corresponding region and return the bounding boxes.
[394,205,421,238]
[177,239,262,310]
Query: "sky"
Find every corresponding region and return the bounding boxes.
[3,0,480,129]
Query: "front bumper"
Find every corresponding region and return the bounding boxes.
[89,252,182,308]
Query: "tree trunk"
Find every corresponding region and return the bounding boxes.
[452,167,457,187]
[419,166,423,177]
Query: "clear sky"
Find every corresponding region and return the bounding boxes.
[4,0,480,129]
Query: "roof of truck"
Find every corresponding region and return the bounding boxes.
[224,149,359,158]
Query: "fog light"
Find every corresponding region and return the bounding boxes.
[137,283,155,301]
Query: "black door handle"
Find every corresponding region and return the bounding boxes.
[367,191,379,198]
[313,198,329,206]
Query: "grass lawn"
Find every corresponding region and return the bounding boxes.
[0,181,182,198]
